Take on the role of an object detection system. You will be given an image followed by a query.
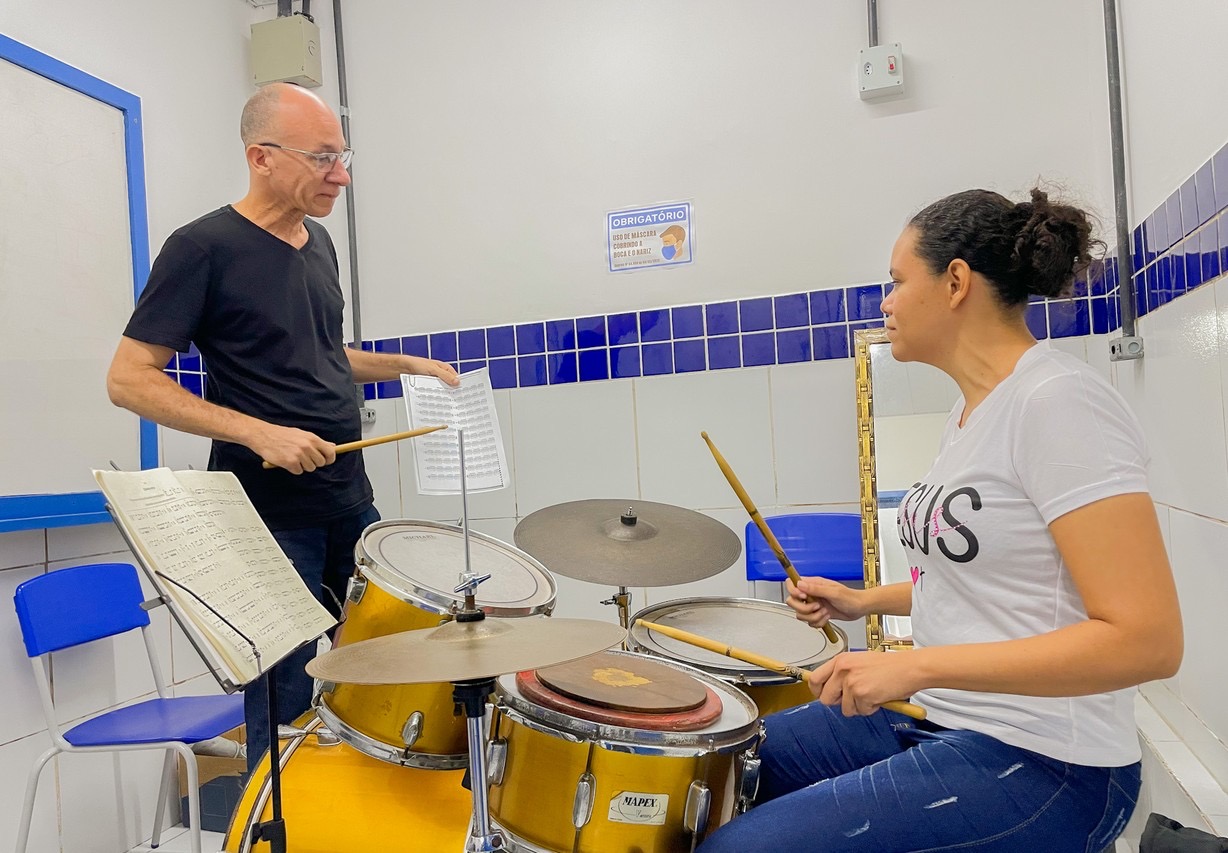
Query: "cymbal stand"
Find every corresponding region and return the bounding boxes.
[600,586,633,649]
[451,573,505,851]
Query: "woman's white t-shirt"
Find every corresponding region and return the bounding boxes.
[905,345,1149,766]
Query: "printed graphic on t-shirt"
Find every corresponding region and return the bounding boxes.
[897,482,983,588]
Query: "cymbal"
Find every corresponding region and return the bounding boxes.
[514,499,742,586]
[306,616,627,685]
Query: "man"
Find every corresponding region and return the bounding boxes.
[107,82,457,772]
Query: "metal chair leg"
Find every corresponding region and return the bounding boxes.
[150,749,177,848]
[174,744,202,853]
[15,746,59,853]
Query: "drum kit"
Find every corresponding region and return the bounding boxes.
[222,500,849,853]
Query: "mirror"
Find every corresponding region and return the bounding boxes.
[854,328,960,651]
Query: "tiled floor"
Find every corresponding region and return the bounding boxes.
[127,826,225,853]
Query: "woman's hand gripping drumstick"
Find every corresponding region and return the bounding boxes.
[261,424,448,470]
[635,618,925,721]
[700,431,841,645]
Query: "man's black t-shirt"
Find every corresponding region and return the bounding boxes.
[124,206,372,529]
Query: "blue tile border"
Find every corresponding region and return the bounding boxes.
[168,139,1228,400]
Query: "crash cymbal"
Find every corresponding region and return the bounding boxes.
[306,616,627,685]
[513,499,742,586]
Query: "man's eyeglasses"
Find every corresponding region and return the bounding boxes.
[259,142,353,172]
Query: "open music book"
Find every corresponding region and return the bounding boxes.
[94,467,337,687]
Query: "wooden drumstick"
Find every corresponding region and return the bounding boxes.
[261,424,448,469]
[635,618,925,721]
[700,431,841,644]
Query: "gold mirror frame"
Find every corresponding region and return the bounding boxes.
[853,327,913,652]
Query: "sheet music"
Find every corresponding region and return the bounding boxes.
[94,468,336,685]
[402,367,510,495]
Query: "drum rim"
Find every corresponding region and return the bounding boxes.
[357,519,558,617]
[627,596,847,683]
[494,650,762,756]
[314,698,469,770]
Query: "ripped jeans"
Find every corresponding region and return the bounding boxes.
[698,702,1140,853]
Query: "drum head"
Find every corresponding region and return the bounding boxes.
[358,520,556,616]
[629,597,844,684]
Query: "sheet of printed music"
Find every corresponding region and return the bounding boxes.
[94,467,336,685]
[402,367,511,495]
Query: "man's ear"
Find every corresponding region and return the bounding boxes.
[246,144,272,176]
[947,258,973,308]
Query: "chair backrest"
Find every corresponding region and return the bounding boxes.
[13,562,150,657]
[745,513,865,582]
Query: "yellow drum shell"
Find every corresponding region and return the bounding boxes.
[223,716,471,853]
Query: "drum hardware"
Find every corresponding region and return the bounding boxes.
[486,738,508,786]
[683,780,711,837]
[345,574,367,605]
[513,499,741,588]
[572,772,595,829]
[276,724,340,746]
[700,430,842,645]
[735,737,763,814]
[401,712,424,749]
[598,586,634,647]
[634,618,926,721]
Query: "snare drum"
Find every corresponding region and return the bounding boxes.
[628,597,847,716]
[317,520,557,768]
[223,715,471,853]
[488,649,762,852]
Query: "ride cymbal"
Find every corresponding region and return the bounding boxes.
[513,499,741,586]
[306,616,627,685]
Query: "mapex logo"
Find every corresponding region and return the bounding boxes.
[608,792,668,826]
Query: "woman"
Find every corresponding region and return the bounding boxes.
[698,188,1182,853]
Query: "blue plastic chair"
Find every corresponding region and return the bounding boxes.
[13,563,245,853]
[745,512,865,583]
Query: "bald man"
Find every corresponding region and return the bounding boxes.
[108,83,457,771]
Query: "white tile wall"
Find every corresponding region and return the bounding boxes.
[0,734,61,853]
[0,530,45,571]
[1,565,50,743]
[770,361,861,506]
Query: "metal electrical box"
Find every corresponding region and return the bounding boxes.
[251,14,323,88]
[858,43,905,100]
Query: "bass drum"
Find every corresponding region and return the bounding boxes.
[223,715,471,853]
[628,597,846,716]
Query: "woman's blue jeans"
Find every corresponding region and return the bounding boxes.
[698,701,1140,853]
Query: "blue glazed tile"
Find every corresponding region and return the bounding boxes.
[579,348,609,381]
[707,336,741,370]
[461,359,486,374]
[1091,297,1110,334]
[363,383,376,401]
[1147,261,1169,311]
[1196,162,1217,227]
[1170,248,1187,298]
[515,323,545,355]
[1131,226,1144,272]
[401,334,429,357]
[1166,193,1184,246]
[1046,300,1085,341]
[1181,176,1200,237]
[642,342,674,375]
[639,309,672,343]
[548,351,578,384]
[671,305,704,339]
[673,339,705,372]
[517,354,547,387]
[1105,256,1120,295]
[773,293,809,328]
[1202,225,1222,283]
[178,351,200,371]
[1025,303,1048,339]
[164,354,178,370]
[487,326,516,358]
[546,319,576,352]
[1220,216,1228,272]
[812,326,849,360]
[376,379,402,399]
[374,337,400,354]
[1144,212,1164,261]
[429,332,458,362]
[739,297,773,332]
[1132,273,1148,319]
[488,357,517,389]
[576,316,607,349]
[180,372,203,397]
[610,345,641,378]
[458,329,486,360]
[706,301,739,335]
[742,332,776,366]
[846,284,885,321]
[777,329,812,363]
[1088,259,1107,296]
[608,313,639,345]
[1185,239,1204,290]
[360,340,374,352]
[1108,296,1120,331]
[809,289,846,325]
[1216,144,1228,214]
